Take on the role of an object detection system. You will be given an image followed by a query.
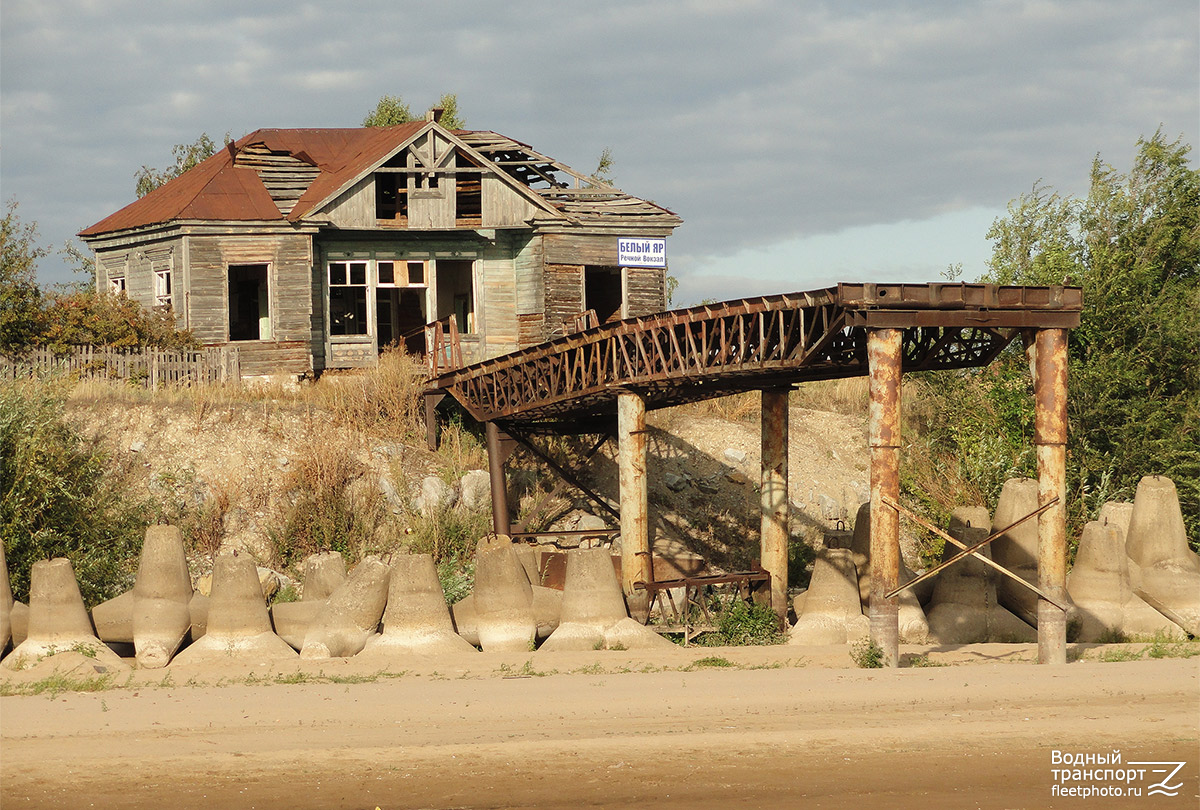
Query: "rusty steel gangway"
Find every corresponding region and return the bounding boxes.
[423,282,1082,666]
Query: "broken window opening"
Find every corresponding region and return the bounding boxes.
[435,259,476,334]
[109,276,126,294]
[154,269,172,308]
[375,174,408,222]
[455,154,482,226]
[329,261,369,336]
[584,265,623,324]
[228,263,271,341]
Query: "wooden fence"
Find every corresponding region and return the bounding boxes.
[0,346,241,387]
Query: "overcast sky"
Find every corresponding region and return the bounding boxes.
[2,0,1196,304]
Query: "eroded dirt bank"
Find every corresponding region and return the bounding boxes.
[2,648,1196,810]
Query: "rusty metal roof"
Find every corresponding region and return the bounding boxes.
[80,124,425,237]
[80,123,680,237]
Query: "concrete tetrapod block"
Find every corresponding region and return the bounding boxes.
[171,552,296,666]
[300,551,347,601]
[362,554,477,657]
[847,504,930,641]
[473,539,537,652]
[10,601,29,646]
[1126,476,1200,635]
[1098,502,1137,587]
[270,601,323,650]
[450,595,479,646]
[268,552,347,650]
[541,548,672,651]
[0,541,12,653]
[926,508,1035,644]
[787,548,869,646]
[131,526,194,668]
[188,592,209,640]
[92,590,135,644]
[1,558,126,671]
[300,557,391,659]
[989,477,1040,627]
[1067,521,1185,641]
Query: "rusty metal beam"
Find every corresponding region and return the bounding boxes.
[760,388,790,625]
[485,422,512,536]
[1034,328,1069,665]
[618,391,652,618]
[868,328,902,669]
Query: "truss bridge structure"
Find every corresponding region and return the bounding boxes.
[428,282,1081,430]
[424,280,1082,669]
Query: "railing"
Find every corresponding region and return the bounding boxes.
[0,345,240,386]
[424,315,463,377]
[430,283,1082,426]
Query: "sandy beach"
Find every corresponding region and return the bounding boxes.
[2,643,1197,809]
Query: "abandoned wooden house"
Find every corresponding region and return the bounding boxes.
[79,111,682,376]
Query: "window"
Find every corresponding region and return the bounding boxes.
[329,261,368,336]
[378,261,396,286]
[375,174,407,221]
[154,270,172,308]
[109,276,126,294]
[228,264,270,341]
[407,261,425,285]
[435,259,475,333]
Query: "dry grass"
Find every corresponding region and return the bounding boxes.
[67,348,429,439]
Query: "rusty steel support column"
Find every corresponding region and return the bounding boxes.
[868,328,902,668]
[1033,328,1068,665]
[485,421,511,537]
[617,392,652,606]
[760,388,790,626]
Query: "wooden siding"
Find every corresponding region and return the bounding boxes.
[408,187,456,229]
[625,267,666,317]
[188,233,313,374]
[482,175,540,228]
[543,233,621,266]
[544,264,584,340]
[321,176,375,228]
[328,339,377,368]
[513,234,544,348]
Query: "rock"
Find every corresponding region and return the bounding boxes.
[663,472,687,492]
[459,469,491,512]
[417,475,457,516]
[723,448,748,464]
[378,475,404,511]
[129,440,145,453]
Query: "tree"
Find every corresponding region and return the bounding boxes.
[134,133,224,198]
[0,200,46,351]
[363,94,414,127]
[589,147,616,187]
[363,93,465,129]
[931,131,1200,546]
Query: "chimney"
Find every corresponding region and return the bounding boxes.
[425,106,445,124]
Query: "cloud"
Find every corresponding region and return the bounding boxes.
[1,0,1195,289]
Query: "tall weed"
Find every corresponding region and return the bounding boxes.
[0,379,147,604]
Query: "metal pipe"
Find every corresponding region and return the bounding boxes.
[618,392,651,600]
[760,388,790,626]
[867,328,902,668]
[1034,328,1069,665]
[485,421,511,536]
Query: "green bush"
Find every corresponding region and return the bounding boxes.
[0,379,148,604]
[715,600,783,646]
